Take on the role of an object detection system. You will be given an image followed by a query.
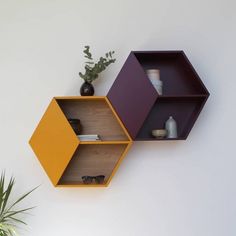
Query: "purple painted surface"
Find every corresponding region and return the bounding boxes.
[107,52,158,139]
[107,51,209,141]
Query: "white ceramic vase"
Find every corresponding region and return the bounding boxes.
[165,116,178,138]
[146,69,163,95]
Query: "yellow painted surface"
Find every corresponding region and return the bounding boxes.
[29,98,79,186]
[55,96,105,100]
[29,96,132,187]
[56,184,107,188]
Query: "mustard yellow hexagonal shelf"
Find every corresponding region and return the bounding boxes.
[29,96,132,187]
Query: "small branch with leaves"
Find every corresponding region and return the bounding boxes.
[79,46,116,83]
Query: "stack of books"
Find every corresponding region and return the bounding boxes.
[77,134,101,141]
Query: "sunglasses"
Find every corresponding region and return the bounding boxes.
[82,175,105,184]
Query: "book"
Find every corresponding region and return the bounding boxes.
[77,134,101,141]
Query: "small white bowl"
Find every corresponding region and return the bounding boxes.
[152,129,167,138]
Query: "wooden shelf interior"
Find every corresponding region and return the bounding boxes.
[56,98,129,141]
[58,144,128,185]
[134,51,208,96]
[136,96,207,140]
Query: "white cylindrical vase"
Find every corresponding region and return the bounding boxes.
[146,69,163,95]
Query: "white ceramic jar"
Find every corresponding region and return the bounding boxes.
[146,69,163,95]
[165,116,178,138]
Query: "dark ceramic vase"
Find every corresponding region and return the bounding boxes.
[68,118,82,135]
[80,82,94,96]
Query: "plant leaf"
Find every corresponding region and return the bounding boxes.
[8,217,27,226]
[0,176,15,216]
[6,186,38,213]
[83,46,93,60]
[0,172,6,214]
[3,207,35,220]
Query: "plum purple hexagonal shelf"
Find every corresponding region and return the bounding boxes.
[107,51,209,141]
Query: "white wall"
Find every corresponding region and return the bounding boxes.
[0,0,235,235]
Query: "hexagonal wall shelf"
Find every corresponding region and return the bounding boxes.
[107,51,209,140]
[29,96,132,187]
[29,50,209,187]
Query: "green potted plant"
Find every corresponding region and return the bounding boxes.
[79,46,116,96]
[0,172,37,236]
